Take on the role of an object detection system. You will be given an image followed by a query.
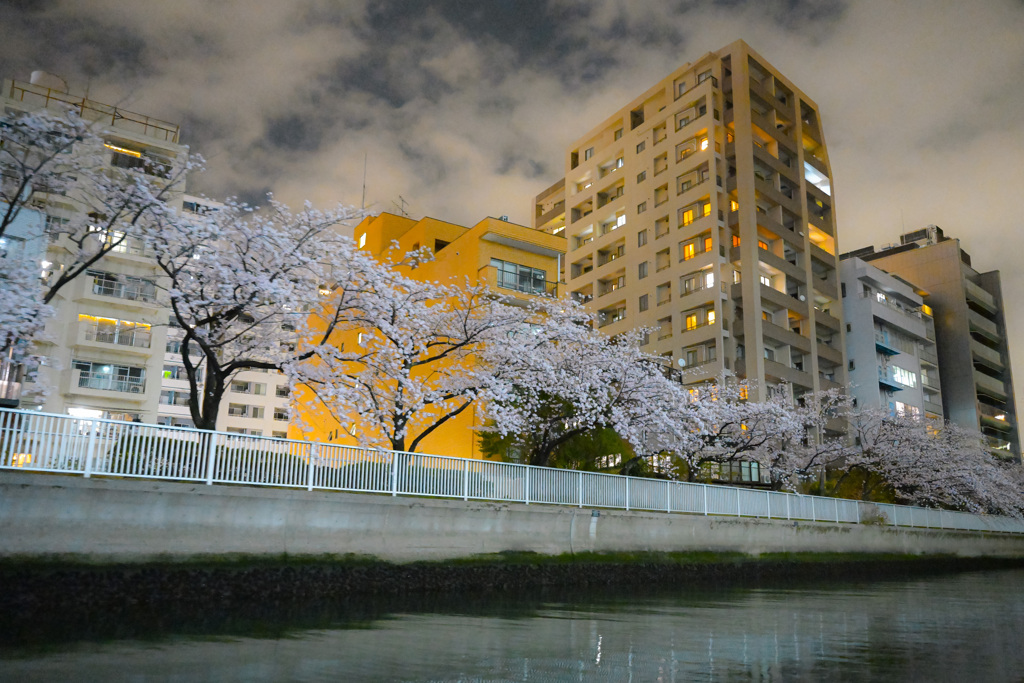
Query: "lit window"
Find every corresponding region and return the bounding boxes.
[760,274,771,287]
[704,236,712,252]
[685,313,698,330]
[758,240,768,250]
[705,272,715,289]
[702,203,711,217]
[683,243,696,260]
[730,199,739,212]
[358,233,367,248]
[681,209,695,226]
[617,214,627,228]
[700,137,709,151]
[732,235,741,248]
[707,309,716,325]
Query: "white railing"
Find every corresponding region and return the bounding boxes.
[0,407,1022,534]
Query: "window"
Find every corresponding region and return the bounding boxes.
[685,313,698,330]
[163,365,185,380]
[707,310,716,325]
[680,209,695,226]
[639,294,649,312]
[639,262,649,279]
[732,234,741,248]
[159,390,190,407]
[682,242,696,260]
[72,360,145,393]
[685,348,698,366]
[637,171,646,183]
[358,232,367,248]
[275,385,290,398]
[636,141,646,153]
[893,366,917,388]
[584,147,595,160]
[841,283,847,298]
[758,240,768,250]
[490,258,548,295]
[730,199,739,212]
[272,431,288,439]
[699,137,709,151]
[637,202,647,214]
[614,128,623,140]
[704,236,712,252]
[637,230,648,247]
[273,408,289,421]
[760,274,771,287]
[702,202,711,217]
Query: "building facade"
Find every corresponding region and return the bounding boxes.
[839,256,943,419]
[534,40,846,402]
[294,212,565,458]
[857,226,1020,461]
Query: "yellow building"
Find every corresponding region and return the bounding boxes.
[293,212,565,458]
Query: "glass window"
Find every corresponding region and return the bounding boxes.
[490,259,547,295]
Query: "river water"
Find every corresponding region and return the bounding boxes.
[3,569,1024,681]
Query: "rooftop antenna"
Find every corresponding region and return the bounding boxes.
[360,152,367,211]
[392,195,410,217]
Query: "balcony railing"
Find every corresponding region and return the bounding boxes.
[91,279,158,303]
[76,370,146,394]
[83,325,152,349]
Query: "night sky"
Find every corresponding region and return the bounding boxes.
[3,0,1023,411]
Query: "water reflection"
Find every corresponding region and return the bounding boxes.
[3,570,1024,681]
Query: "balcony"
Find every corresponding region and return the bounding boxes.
[478,265,557,302]
[874,331,900,356]
[979,404,1013,432]
[919,347,938,366]
[968,310,1000,343]
[71,368,146,398]
[923,399,943,416]
[964,278,997,314]
[80,321,152,351]
[971,339,1004,371]
[985,435,1014,457]
[974,370,1007,400]
[878,368,904,392]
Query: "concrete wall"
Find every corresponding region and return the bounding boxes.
[3,472,1023,563]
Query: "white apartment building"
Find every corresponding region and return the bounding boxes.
[3,75,291,435]
[840,256,943,419]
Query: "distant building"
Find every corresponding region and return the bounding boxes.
[294,212,565,458]
[533,39,846,404]
[839,255,943,419]
[853,226,1019,461]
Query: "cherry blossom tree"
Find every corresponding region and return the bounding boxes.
[476,308,688,468]
[145,198,365,430]
[293,271,530,452]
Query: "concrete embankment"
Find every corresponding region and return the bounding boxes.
[3,471,1024,563]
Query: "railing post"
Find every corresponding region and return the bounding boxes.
[666,480,671,513]
[835,498,840,523]
[389,449,399,496]
[786,493,791,520]
[702,484,708,515]
[307,444,318,491]
[737,490,742,517]
[204,432,217,485]
[811,497,816,522]
[625,477,630,511]
[856,501,861,525]
[524,465,530,505]
[577,471,583,508]
[765,490,770,519]
[83,419,98,478]
[463,460,470,501]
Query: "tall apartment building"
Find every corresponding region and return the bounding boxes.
[534,40,845,402]
[3,72,187,422]
[839,256,943,419]
[2,75,293,433]
[855,226,1020,461]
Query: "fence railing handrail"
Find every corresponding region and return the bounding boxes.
[0,406,1021,535]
